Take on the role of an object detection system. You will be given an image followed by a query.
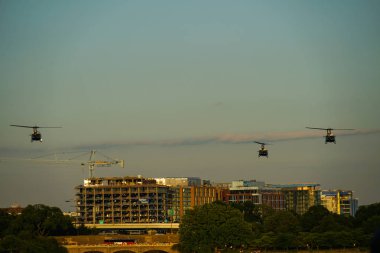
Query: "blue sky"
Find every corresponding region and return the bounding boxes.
[0,0,379,210]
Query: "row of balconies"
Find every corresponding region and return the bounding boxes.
[84,199,159,204]
[90,213,166,218]
[78,194,167,200]
[81,187,168,194]
[78,201,172,209]
[80,202,166,207]
[77,204,166,210]
[80,208,167,213]
[80,209,167,214]
[81,218,165,224]
[81,217,165,223]
[77,196,166,202]
[79,206,166,212]
[81,209,166,215]
[79,196,167,201]
[81,214,167,220]
[82,214,167,219]
[80,207,166,212]
[79,193,164,198]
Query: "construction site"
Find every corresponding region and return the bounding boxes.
[76,176,172,226]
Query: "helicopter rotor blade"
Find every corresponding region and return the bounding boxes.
[306,127,354,131]
[10,125,37,129]
[254,141,269,145]
[10,125,62,129]
[306,127,328,130]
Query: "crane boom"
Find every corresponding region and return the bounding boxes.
[82,160,124,167]
[83,150,124,178]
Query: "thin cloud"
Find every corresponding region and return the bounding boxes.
[5,128,377,157]
[76,128,380,149]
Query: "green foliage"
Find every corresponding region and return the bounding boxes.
[217,201,375,251]
[318,231,355,249]
[355,203,380,235]
[0,204,75,253]
[9,204,75,236]
[362,215,380,234]
[252,211,301,250]
[0,209,16,237]
[356,203,380,225]
[263,210,300,234]
[179,202,253,253]
[252,232,275,250]
[274,232,299,249]
[230,201,263,223]
[312,214,351,233]
[247,203,373,251]
[300,205,330,232]
[2,201,380,252]
[297,230,358,250]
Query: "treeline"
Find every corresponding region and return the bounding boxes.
[0,204,82,253]
[1,202,380,252]
[179,201,380,253]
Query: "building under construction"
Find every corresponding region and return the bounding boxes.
[75,176,172,226]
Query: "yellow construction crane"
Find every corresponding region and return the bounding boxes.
[81,150,124,178]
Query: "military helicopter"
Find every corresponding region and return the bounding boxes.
[306,127,354,144]
[10,124,62,142]
[254,141,270,158]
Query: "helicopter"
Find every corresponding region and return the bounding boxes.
[254,141,270,158]
[306,127,355,144]
[10,124,62,142]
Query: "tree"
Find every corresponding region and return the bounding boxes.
[300,205,330,232]
[253,232,275,251]
[230,201,263,223]
[179,202,253,253]
[353,203,380,249]
[362,216,380,234]
[0,235,24,252]
[312,215,350,233]
[355,203,380,225]
[0,209,15,237]
[263,210,300,234]
[355,203,380,235]
[274,232,299,250]
[9,204,75,236]
[0,204,73,252]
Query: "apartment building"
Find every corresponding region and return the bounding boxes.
[268,183,321,215]
[225,180,263,204]
[218,180,316,214]
[321,190,358,216]
[155,177,224,221]
[261,187,286,211]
